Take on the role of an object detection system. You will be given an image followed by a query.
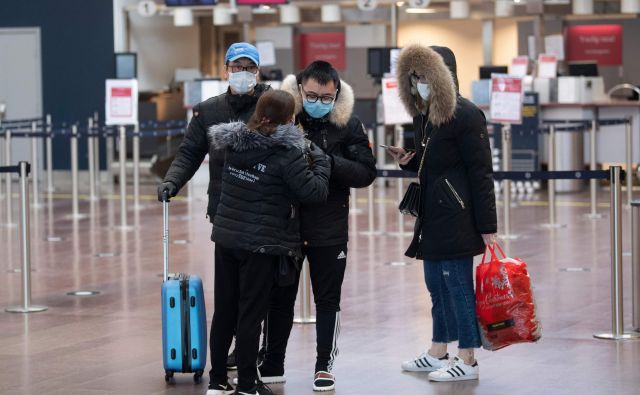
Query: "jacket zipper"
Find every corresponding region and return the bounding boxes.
[321,130,328,150]
[444,179,465,209]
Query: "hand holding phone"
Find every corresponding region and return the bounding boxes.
[382,145,416,165]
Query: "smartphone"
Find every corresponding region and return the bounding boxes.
[380,144,415,153]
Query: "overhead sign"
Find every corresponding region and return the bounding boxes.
[510,56,529,77]
[566,24,623,66]
[106,79,138,125]
[299,32,346,70]
[537,54,557,78]
[490,74,523,125]
[381,78,413,125]
[358,0,378,11]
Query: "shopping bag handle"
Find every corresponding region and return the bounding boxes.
[481,242,507,264]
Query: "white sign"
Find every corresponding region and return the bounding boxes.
[137,0,158,17]
[256,41,276,67]
[537,54,558,78]
[381,78,413,125]
[201,80,229,102]
[510,56,529,77]
[358,0,378,11]
[490,74,523,124]
[409,0,431,7]
[105,79,138,125]
[544,34,565,61]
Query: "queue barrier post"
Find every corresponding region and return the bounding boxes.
[5,162,48,313]
[293,259,316,324]
[594,166,640,341]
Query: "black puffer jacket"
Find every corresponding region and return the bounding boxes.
[163,84,271,223]
[281,75,377,247]
[209,122,331,258]
[397,44,497,261]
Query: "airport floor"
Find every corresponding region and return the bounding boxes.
[1,180,639,395]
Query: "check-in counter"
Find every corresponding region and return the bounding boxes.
[541,102,640,166]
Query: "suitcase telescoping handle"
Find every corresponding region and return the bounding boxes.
[162,190,170,282]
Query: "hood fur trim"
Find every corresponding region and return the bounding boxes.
[209,121,305,152]
[396,44,457,126]
[281,74,354,128]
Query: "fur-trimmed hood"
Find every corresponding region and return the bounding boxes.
[396,44,458,126]
[280,74,355,128]
[209,121,305,152]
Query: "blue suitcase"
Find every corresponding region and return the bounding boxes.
[161,194,207,383]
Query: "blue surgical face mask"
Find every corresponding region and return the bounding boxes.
[303,100,334,119]
[417,82,430,101]
[228,71,257,95]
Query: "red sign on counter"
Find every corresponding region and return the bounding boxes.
[566,25,623,66]
[490,75,523,124]
[298,32,346,71]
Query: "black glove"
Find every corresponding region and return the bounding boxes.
[308,142,331,172]
[157,181,178,202]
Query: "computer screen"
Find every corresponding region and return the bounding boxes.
[479,65,508,80]
[567,62,599,77]
[367,48,399,79]
[115,53,137,79]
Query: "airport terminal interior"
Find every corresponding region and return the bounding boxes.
[1,0,640,394]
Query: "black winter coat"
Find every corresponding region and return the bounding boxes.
[163,84,271,223]
[208,122,331,258]
[281,75,377,247]
[396,45,497,261]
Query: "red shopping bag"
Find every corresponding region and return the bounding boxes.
[476,244,541,351]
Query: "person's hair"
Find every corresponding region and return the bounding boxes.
[297,61,341,93]
[247,90,295,136]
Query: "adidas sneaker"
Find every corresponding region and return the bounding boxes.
[428,356,479,382]
[401,351,449,372]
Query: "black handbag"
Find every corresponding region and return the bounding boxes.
[399,182,421,217]
[398,130,433,217]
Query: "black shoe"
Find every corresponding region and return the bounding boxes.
[234,381,274,395]
[227,348,237,371]
[207,378,235,395]
[259,363,286,384]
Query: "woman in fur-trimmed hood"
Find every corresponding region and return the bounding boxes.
[388,44,497,382]
[206,89,330,395]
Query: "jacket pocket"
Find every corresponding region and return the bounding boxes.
[444,178,466,210]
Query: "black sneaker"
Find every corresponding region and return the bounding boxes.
[233,363,286,385]
[227,348,237,371]
[234,381,274,395]
[207,379,234,395]
[313,371,335,392]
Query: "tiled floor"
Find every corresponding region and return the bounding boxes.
[0,180,639,395]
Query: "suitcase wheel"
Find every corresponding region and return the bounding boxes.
[194,371,203,384]
[165,370,174,383]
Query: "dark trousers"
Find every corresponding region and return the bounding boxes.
[263,244,347,373]
[209,245,277,391]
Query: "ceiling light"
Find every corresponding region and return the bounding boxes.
[396,1,406,6]
[406,7,437,13]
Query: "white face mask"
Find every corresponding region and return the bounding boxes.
[417,82,430,101]
[228,71,257,95]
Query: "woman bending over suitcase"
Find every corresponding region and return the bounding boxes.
[206,90,331,395]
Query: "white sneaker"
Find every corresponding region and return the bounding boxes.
[428,356,479,382]
[401,351,449,372]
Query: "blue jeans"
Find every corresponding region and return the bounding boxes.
[423,257,481,349]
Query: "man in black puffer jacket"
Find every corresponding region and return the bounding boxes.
[157,42,270,222]
[257,61,377,392]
